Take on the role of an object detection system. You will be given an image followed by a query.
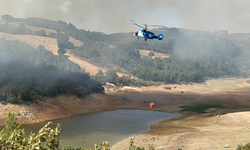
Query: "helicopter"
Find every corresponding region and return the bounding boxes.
[130,20,165,41]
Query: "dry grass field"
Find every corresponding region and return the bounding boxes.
[69,36,84,47]
[0,32,59,55]
[65,50,106,74]
[65,50,132,77]
[138,49,170,59]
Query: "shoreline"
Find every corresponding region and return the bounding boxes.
[0,93,128,127]
[0,93,180,127]
[1,77,247,127]
[111,111,250,150]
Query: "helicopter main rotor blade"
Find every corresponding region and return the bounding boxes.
[147,25,166,28]
[130,20,146,29]
[133,23,145,29]
[129,19,136,23]
[129,20,142,24]
[130,20,165,31]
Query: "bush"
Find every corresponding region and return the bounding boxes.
[148,52,155,57]
[33,30,47,36]
[237,143,250,150]
[58,48,67,55]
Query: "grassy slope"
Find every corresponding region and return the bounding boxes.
[0,32,59,55]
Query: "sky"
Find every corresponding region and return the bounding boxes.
[0,0,249,34]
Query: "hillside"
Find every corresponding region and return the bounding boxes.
[0,31,83,56]
[1,15,248,84]
[69,36,84,47]
[219,33,250,43]
[0,30,130,78]
[0,18,134,77]
[0,38,104,103]
[0,32,59,55]
[65,50,105,74]
[1,15,250,150]
[138,49,170,59]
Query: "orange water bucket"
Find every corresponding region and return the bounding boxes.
[150,103,154,109]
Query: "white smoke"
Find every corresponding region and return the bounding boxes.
[0,0,249,34]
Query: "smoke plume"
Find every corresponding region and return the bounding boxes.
[0,0,249,33]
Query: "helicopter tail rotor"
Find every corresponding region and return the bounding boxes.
[158,34,164,40]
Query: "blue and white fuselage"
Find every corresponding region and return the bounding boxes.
[134,29,163,41]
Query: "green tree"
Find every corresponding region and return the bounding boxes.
[1,14,14,22]
[105,69,118,83]
[58,48,67,55]
[93,69,106,84]
[0,121,61,150]
[148,52,155,57]
[33,30,47,36]
[0,112,22,140]
[29,90,42,101]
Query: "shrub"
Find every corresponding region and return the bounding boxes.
[237,143,250,150]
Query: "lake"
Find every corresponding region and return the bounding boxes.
[21,109,180,148]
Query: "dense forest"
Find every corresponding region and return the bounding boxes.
[0,14,246,84]
[0,38,103,103]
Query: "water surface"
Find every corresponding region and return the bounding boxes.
[21,109,180,148]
